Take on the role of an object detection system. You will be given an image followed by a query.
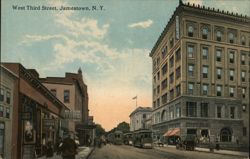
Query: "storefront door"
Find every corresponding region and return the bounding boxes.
[0,123,5,158]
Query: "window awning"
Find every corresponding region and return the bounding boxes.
[169,128,180,136]
[163,129,174,137]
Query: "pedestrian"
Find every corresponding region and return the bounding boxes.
[60,134,78,159]
[46,141,54,158]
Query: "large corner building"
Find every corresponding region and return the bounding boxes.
[149,1,249,150]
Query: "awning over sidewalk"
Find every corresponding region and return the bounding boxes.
[163,129,173,137]
[163,128,180,137]
[169,128,180,136]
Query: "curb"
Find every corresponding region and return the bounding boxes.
[85,147,95,159]
[155,146,249,158]
[195,148,249,158]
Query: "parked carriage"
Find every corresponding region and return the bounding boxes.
[133,129,153,148]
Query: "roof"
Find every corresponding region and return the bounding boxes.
[149,0,250,57]
[129,106,152,117]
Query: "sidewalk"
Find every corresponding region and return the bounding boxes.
[38,146,94,159]
[155,144,249,158]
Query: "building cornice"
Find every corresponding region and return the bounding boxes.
[149,1,250,57]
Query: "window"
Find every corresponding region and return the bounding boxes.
[170,56,174,68]
[216,49,222,62]
[5,108,10,118]
[0,89,4,102]
[170,89,174,100]
[241,54,245,65]
[6,92,10,104]
[153,88,156,96]
[188,64,194,76]
[175,48,181,61]
[216,30,222,41]
[202,27,208,39]
[188,83,194,94]
[201,103,208,117]
[228,32,235,43]
[64,90,70,103]
[220,128,232,142]
[202,84,208,95]
[0,106,3,117]
[186,102,197,117]
[157,98,160,107]
[162,63,168,75]
[176,67,181,79]
[242,105,246,112]
[157,72,160,80]
[161,79,168,90]
[202,66,208,78]
[217,85,222,96]
[154,76,156,83]
[187,45,194,58]
[229,69,234,81]
[170,73,174,84]
[153,101,156,108]
[229,87,234,97]
[162,46,167,58]
[170,37,174,48]
[217,68,222,79]
[241,71,246,82]
[157,85,160,94]
[157,57,160,66]
[229,52,234,63]
[176,84,181,96]
[230,107,235,118]
[202,47,208,60]
[162,93,168,105]
[241,36,246,45]
[176,104,181,118]
[50,89,56,97]
[217,106,222,118]
[188,25,194,37]
[243,127,247,136]
[242,88,246,98]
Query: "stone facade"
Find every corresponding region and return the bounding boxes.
[0,65,18,159]
[129,107,152,131]
[150,1,249,149]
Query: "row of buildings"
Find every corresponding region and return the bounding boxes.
[130,1,249,151]
[0,63,95,159]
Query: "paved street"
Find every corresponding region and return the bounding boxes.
[89,144,247,159]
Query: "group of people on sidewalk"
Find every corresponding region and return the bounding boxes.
[45,133,78,159]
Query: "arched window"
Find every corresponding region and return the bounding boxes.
[228,32,235,43]
[161,110,167,121]
[188,25,194,37]
[202,27,208,39]
[220,128,232,142]
[241,36,246,45]
[216,30,222,41]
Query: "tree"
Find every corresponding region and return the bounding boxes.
[116,121,130,133]
[95,124,106,137]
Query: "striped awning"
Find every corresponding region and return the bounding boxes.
[163,128,180,137]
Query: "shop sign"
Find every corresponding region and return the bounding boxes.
[43,119,55,127]
[64,110,81,120]
[21,112,32,120]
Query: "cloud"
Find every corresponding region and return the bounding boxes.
[128,19,153,28]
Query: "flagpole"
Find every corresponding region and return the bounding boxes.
[136,97,137,108]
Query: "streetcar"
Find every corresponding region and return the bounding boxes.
[113,130,123,145]
[123,132,133,145]
[133,129,153,148]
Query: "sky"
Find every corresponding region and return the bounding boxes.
[1,0,250,131]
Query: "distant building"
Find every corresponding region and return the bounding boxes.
[129,107,152,131]
[39,68,93,146]
[0,65,18,159]
[2,63,68,159]
[150,1,249,149]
